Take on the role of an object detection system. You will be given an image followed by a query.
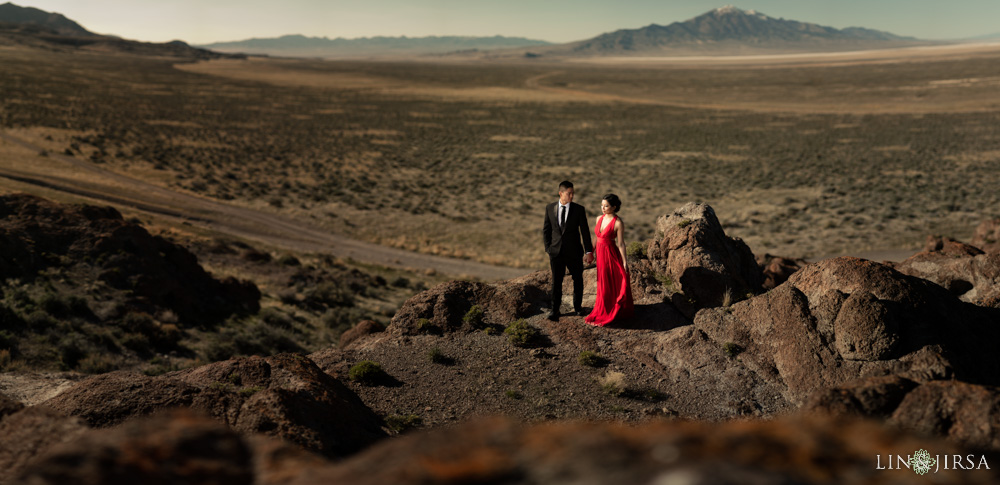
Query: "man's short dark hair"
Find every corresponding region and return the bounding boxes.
[558,181,574,191]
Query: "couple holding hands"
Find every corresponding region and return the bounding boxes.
[543,180,634,326]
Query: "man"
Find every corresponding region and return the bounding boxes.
[542,180,594,320]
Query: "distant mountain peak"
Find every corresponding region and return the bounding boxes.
[0,1,94,36]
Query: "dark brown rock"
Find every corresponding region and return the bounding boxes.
[0,391,24,419]
[757,253,806,290]
[295,415,998,485]
[339,320,386,349]
[43,354,387,458]
[646,202,763,318]
[650,257,1000,412]
[809,377,1000,452]
[16,409,253,485]
[389,270,548,336]
[804,374,920,418]
[973,218,1000,253]
[889,380,1000,451]
[0,193,259,325]
[893,236,1000,306]
[0,406,89,483]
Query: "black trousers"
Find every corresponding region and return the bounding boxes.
[550,253,584,313]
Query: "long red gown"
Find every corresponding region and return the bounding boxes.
[585,215,634,326]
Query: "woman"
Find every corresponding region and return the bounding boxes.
[585,193,634,326]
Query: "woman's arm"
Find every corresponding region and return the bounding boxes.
[615,219,628,272]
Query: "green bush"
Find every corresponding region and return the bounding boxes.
[427,347,454,365]
[578,350,608,367]
[385,414,422,433]
[626,241,646,261]
[305,281,355,308]
[349,360,388,385]
[505,389,523,400]
[462,305,484,328]
[504,319,541,348]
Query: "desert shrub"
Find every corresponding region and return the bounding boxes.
[505,389,523,400]
[655,274,674,292]
[122,312,157,333]
[0,329,15,350]
[391,276,410,288]
[276,254,301,266]
[77,354,119,374]
[259,307,295,329]
[416,318,440,335]
[504,319,540,348]
[305,281,355,308]
[0,349,11,370]
[234,322,304,356]
[723,342,743,358]
[385,414,422,433]
[462,305,484,328]
[427,347,454,365]
[599,371,626,396]
[57,335,88,370]
[39,293,71,318]
[626,241,646,261]
[321,307,367,333]
[204,337,237,362]
[349,360,388,385]
[578,350,608,367]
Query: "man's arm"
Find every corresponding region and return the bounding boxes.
[542,204,553,251]
[579,205,594,254]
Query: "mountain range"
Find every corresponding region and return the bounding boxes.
[199,34,552,58]
[0,2,235,59]
[543,5,922,56]
[1,3,944,59]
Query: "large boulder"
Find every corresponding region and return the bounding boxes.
[647,257,1000,413]
[893,236,1000,306]
[646,203,763,318]
[808,378,1000,451]
[293,415,998,485]
[43,353,387,458]
[973,218,1000,254]
[388,271,548,336]
[0,406,89,483]
[15,410,254,485]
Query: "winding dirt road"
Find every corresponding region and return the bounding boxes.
[0,131,528,281]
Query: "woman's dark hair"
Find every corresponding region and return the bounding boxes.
[603,193,622,213]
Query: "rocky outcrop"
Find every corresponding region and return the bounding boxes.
[0,406,89,484]
[757,253,806,290]
[339,320,386,349]
[42,354,386,458]
[12,409,326,485]
[808,378,1000,451]
[648,257,1000,413]
[0,391,24,418]
[388,271,548,336]
[893,235,1000,306]
[973,218,1000,253]
[295,415,998,485]
[645,203,764,318]
[0,193,259,324]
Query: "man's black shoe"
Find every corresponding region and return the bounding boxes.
[547,311,560,321]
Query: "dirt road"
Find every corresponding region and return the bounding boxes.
[0,131,528,281]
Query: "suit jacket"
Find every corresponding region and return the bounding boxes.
[543,201,594,258]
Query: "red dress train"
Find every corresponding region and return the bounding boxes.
[585,215,634,326]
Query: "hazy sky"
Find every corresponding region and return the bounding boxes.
[19,0,1000,45]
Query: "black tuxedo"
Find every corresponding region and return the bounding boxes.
[543,201,593,314]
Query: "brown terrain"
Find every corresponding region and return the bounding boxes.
[2,21,1000,485]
